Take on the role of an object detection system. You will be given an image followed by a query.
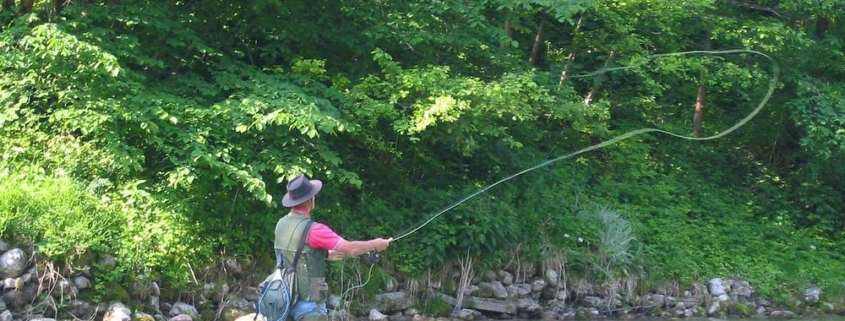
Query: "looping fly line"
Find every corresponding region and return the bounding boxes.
[390,49,779,242]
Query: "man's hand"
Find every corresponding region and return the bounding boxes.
[372,237,392,252]
[328,250,346,261]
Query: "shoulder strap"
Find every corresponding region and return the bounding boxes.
[291,220,314,269]
[276,220,314,271]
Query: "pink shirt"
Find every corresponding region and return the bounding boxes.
[307,223,343,250]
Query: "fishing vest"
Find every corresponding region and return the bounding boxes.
[274,213,329,302]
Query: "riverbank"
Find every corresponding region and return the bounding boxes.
[2,242,844,321]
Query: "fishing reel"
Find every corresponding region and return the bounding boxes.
[366,250,381,264]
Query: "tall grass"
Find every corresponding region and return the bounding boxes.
[0,169,119,261]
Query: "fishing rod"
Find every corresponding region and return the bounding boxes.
[386,49,779,243]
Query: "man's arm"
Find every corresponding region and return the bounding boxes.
[332,238,391,258]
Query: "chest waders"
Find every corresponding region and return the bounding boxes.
[274,213,329,321]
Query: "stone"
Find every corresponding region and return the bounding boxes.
[708,278,726,296]
[66,300,96,319]
[98,254,118,271]
[455,309,478,320]
[531,279,546,293]
[0,311,11,321]
[497,270,513,286]
[169,314,193,321]
[104,303,132,321]
[73,275,91,290]
[168,302,198,318]
[804,286,821,303]
[543,269,559,287]
[369,309,388,321]
[0,248,27,279]
[373,292,415,313]
[478,282,508,299]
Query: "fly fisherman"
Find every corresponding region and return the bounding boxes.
[276,174,391,321]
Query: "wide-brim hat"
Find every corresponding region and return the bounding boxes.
[281,174,323,207]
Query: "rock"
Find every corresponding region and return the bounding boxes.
[389,312,412,321]
[0,248,27,279]
[2,282,37,309]
[330,309,350,321]
[234,313,264,321]
[733,280,755,298]
[454,309,478,320]
[805,286,821,303]
[0,241,8,252]
[224,297,253,311]
[243,286,261,302]
[134,312,156,321]
[707,301,721,316]
[517,298,541,313]
[66,300,97,319]
[98,254,117,271]
[770,310,797,318]
[540,311,557,320]
[708,278,726,297]
[384,278,397,292]
[73,275,91,290]
[168,302,198,318]
[170,314,193,321]
[497,270,513,286]
[530,279,546,293]
[369,309,388,321]
[482,270,497,282]
[373,292,415,313]
[51,279,76,298]
[555,290,568,301]
[0,311,10,321]
[543,269,559,287]
[224,258,243,275]
[104,303,132,321]
[478,282,508,299]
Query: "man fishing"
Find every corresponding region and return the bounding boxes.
[275,174,391,321]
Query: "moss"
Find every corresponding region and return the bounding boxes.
[134,313,156,321]
[649,307,663,316]
[731,302,754,317]
[200,309,217,321]
[104,282,131,303]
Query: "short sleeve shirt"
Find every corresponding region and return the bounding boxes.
[307,223,343,250]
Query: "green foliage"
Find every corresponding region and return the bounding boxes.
[1,0,844,304]
[0,164,119,261]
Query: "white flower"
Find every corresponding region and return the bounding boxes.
[810,245,816,250]
[578,237,584,243]
[564,234,570,238]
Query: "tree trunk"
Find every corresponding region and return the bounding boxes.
[501,19,513,49]
[3,0,15,13]
[528,12,548,66]
[693,26,712,137]
[559,15,584,85]
[693,71,706,138]
[815,17,830,39]
[53,0,65,16]
[584,51,616,106]
[19,0,33,14]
